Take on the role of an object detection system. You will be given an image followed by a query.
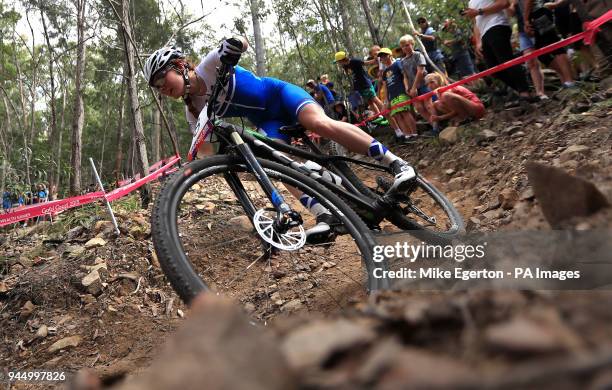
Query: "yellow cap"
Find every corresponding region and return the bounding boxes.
[377,47,392,56]
[334,51,348,62]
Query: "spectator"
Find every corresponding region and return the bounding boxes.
[2,190,11,213]
[332,101,349,122]
[334,51,386,116]
[306,79,335,108]
[544,1,600,80]
[37,184,48,203]
[19,192,25,207]
[364,45,382,68]
[441,18,477,78]
[508,0,550,100]
[378,47,418,142]
[425,73,486,125]
[415,17,447,75]
[522,0,575,88]
[464,0,532,101]
[319,74,339,99]
[559,0,611,76]
[399,35,440,135]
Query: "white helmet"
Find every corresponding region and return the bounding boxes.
[144,46,185,85]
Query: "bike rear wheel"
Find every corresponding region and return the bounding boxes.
[151,155,387,320]
[328,141,464,244]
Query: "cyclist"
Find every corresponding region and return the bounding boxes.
[144,37,417,241]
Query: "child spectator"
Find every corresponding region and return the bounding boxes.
[332,101,350,122]
[378,48,418,142]
[415,17,447,74]
[441,19,477,78]
[425,73,486,125]
[334,51,386,116]
[399,35,440,135]
[522,0,576,88]
[464,0,533,101]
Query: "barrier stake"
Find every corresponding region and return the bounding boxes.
[89,158,120,236]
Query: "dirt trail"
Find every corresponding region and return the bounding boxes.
[1,79,611,388]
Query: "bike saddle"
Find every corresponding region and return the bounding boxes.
[279,124,306,138]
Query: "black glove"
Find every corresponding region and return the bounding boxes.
[218,38,244,66]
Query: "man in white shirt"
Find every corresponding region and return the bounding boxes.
[463,0,531,99]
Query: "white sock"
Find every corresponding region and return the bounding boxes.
[394,128,403,137]
[299,195,330,217]
[367,139,400,166]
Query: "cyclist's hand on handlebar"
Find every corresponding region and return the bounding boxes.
[219,38,244,66]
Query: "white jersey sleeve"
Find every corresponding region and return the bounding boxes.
[195,49,223,96]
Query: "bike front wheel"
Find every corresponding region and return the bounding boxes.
[151,155,387,320]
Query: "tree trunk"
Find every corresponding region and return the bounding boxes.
[359,0,381,45]
[56,83,67,198]
[13,52,31,188]
[114,71,126,185]
[41,9,60,195]
[249,0,267,76]
[152,103,161,162]
[121,0,150,207]
[70,0,87,195]
[165,98,180,152]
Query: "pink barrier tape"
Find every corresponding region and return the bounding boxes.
[355,10,612,127]
[0,155,181,228]
[0,192,104,227]
[105,155,181,202]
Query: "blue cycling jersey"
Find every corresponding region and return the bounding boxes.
[187,50,316,142]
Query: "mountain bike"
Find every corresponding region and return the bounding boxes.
[151,64,463,318]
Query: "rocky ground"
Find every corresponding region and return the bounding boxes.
[0,77,611,389]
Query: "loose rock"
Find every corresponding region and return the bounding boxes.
[47,335,82,353]
[282,319,375,370]
[439,127,460,144]
[20,301,35,320]
[470,151,490,167]
[476,129,498,144]
[84,237,106,249]
[228,215,253,232]
[527,162,610,227]
[499,188,520,210]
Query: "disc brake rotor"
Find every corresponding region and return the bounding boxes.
[253,208,306,251]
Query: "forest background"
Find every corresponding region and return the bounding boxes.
[0,0,466,199]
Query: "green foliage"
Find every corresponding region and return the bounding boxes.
[0,0,486,197]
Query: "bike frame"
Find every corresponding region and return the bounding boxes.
[201,63,397,229]
[210,122,396,227]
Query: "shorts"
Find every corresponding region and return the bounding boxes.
[553,4,572,37]
[417,85,439,102]
[253,79,317,143]
[389,94,413,116]
[452,51,476,78]
[519,32,536,52]
[569,12,584,49]
[357,85,377,101]
[530,8,567,66]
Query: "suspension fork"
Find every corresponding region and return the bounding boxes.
[229,132,301,228]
